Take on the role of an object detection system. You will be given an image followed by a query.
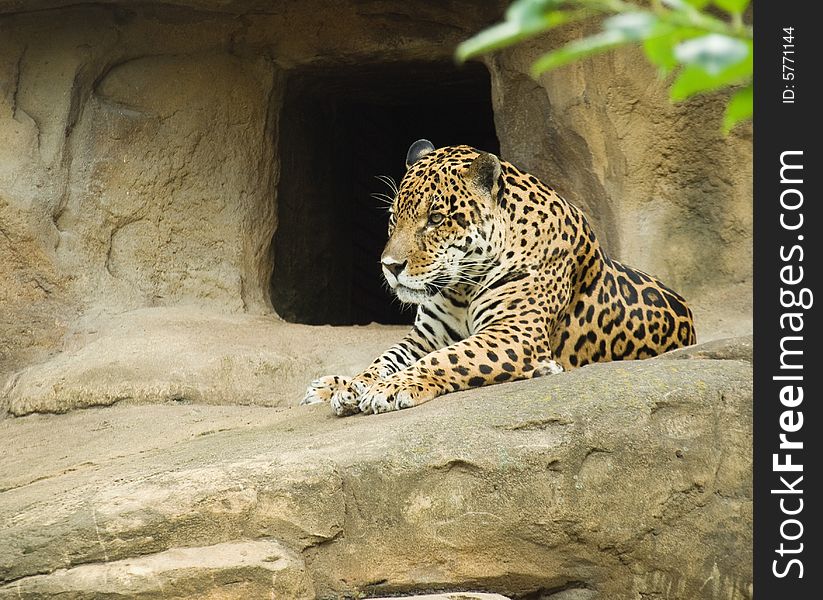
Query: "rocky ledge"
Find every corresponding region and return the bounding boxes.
[0,336,752,599]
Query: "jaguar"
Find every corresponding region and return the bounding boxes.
[302,139,696,416]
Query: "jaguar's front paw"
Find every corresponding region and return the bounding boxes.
[301,375,352,406]
[358,378,434,415]
[330,377,371,417]
[301,374,373,417]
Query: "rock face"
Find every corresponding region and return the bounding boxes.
[0,339,752,599]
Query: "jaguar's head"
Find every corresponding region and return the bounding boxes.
[381,139,505,304]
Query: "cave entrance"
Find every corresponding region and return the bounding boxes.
[271,61,499,326]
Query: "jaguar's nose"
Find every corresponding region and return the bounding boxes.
[382,258,407,279]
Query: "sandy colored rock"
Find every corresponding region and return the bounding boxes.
[0,540,314,599]
[1,307,404,416]
[659,334,752,364]
[370,594,512,600]
[0,341,752,599]
[1,6,276,376]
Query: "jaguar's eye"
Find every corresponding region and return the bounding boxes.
[427,212,445,226]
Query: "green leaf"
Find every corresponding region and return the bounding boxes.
[723,84,753,132]
[604,12,658,41]
[674,34,749,75]
[714,0,750,15]
[531,29,633,75]
[685,0,711,7]
[644,33,678,73]
[456,0,576,62]
[643,24,707,74]
[642,23,677,72]
[505,0,566,24]
[456,21,540,61]
[456,8,589,61]
[669,43,751,101]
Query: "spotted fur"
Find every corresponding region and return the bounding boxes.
[302,141,697,415]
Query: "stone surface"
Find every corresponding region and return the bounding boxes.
[659,334,753,364]
[1,307,403,416]
[0,341,753,599]
[371,595,512,600]
[0,540,315,599]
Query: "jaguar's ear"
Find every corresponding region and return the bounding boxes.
[405,139,435,169]
[464,152,502,199]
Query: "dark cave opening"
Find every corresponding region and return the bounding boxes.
[271,61,499,326]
